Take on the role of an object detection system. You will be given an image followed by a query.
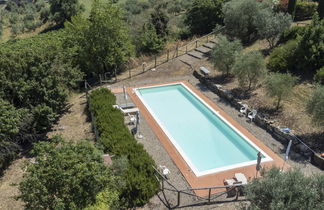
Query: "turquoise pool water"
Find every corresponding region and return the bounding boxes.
[136,83,269,176]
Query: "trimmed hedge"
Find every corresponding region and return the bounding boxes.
[295,1,318,21]
[88,88,159,208]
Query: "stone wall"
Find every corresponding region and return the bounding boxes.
[193,70,324,170]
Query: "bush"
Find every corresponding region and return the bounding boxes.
[295,0,318,21]
[267,40,299,72]
[19,137,117,210]
[314,67,324,84]
[277,25,305,44]
[88,89,159,208]
[246,167,324,209]
[307,85,324,126]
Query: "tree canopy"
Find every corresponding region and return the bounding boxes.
[232,51,266,89]
[246,167,324,209]
[64,1,134,77]
[264,72,298,110]
[211,34,243,76]
[185,0,224,35]
[19,137,119,210]
[49,0,83,24]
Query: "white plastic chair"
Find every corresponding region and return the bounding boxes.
[240,104,248,116]
[248,109,257,122]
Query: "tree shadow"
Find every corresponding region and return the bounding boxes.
[207,74,234,85]
[40,23,64,34]
[298,132,324,152]
[257,106,281,119]
[230,87,257,100]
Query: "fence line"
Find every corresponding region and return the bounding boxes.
[153,166,247,209]
[85,32,216,89]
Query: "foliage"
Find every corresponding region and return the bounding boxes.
[287,0,297,17]
[277,25,305,44]
[210,34,243,75]
[64,1,134,78]
[232,51,266,89]
[19,137,118,210]
[255,9,292,49]
[84,188,120,210]
[314,67,324,84]
[246,167,324,209]
[267,40,299,72]
[185,0,225,35]
[222,0,269,44]
[264,72,298,110]
[294,15,324,74]
[88,89,159,207]
[295,0,318,21]
[135,23,165,55]
[49,0,83,24]
[0,31,82,172]
[307,85,324,126]
[150,4,169,39]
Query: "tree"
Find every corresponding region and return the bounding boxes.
[64,1,134,77]
[210,34,243,76]
[136,23,165,55]
[264,72,298,110]
[287,0,297,18]
[0,99,23,140]
[19,137,119,210]
[223,0,263,43]
[49,0,83,24]
[246,167,324,209]
[319,0,324,19]
[185,0,224,35]
[307,85,324,126]
[255,9,292,49]
[150,4,169,39]
[232,51,266,89]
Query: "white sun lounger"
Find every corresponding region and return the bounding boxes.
[234,173,248,185]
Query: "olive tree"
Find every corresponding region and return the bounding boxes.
[264,72,298,110]
[49,0,83,24]
[211,35,243,76]
[255,9,292,49]
[232,51,266,89]
[307,85,324,126]
[246,167,324,209]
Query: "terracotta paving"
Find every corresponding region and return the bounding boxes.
[127,81,289,197]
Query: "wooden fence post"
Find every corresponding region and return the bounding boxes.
[195,40,198,48]
[167,50,169,61]
[129,68,131,78]
[208,188,211,203]
[176,47,178,57]
[154,56,157,68]
[177,191,181,207]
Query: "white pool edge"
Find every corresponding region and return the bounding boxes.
[134,82,273,177]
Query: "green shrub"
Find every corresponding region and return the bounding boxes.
[267,39,299,72]
[246,167,324,209]
[88,89,159,208]
[314,67,324,84]
[295,0,318,21]
[277,25,305,44]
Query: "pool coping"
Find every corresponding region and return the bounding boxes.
[134,82,273,177]
[127,81,289,197]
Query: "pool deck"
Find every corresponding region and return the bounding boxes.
[127,81,289,197]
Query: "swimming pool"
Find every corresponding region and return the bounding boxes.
[135,83,272,176]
